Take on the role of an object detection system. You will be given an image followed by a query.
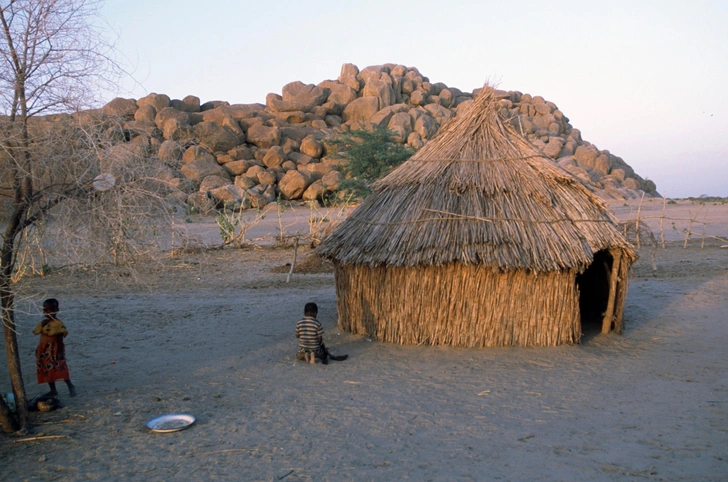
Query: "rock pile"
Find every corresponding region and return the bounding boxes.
[101,63,658,212]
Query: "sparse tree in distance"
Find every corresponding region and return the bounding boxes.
[327,126,413,198]
[0,0,169,432]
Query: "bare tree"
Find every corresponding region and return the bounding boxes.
[0,0,169,432]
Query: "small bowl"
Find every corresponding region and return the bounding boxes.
[36,399,57,412]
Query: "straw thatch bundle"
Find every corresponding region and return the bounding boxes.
[317,85,636,347]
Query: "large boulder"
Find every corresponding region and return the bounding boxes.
[279,125,320,142]
[321,170,343,191]
[532,113,556,130]
[102,98,138,119]
[574,145,599,170]
[424,104,455,121]
[407,132,425,150]
[409,90,426,106]
[124,120,158,139]
[209,185,247,207]
[438,88,454,108]
[557,155,577,169]
[181,158,230,183]
[228,145,253,160]
[134,104,157,125]
[266,83,329,113]
[182,145,216,164]
[158,140,185,162]
[246,189,269,209]
[338,63,359,81]
[319,81,357,106]
[593,154,612,176]
[243,165,266,181]
[362,79,394,109]
[281,81,329,109]
[340,75,361,92]
[235,175,257,190]
[300,135,323,158]
[263,146,286,168]
[223,160,249,176]
[300,162,334,181]
[203,104,264,123]
[137,93,171,113]
[560,140,577,157]
[387,112,414,143]
[563,163,594,184]
[288,152,314,166]
[194,121,242,152]
[155,107,189,130]
[161,118,193,141]
[642,179,658,194]
[200,100,230,111]
[278,170,310,200]
[401,78,415,95]
[414,114,437,139]
[324,115,342,127]
[542,137,565,159]
[370,103,409,127]
[269,110,307,124]
[199,111,244,135]
[257,169,277,186]
[246,124,281,148]
[170,95,201,112]
[265,93,309,113]
[100,143,140,174]
[302,180,325,201]
[358,65,385,84]
[199,174,232,191]
[567,128,583,143]
[341,96,380,122]
[282,160,297,171]
[281,137,301,153]
[534,103,551,115]
[239,118,265,134]
[623,177,641,190]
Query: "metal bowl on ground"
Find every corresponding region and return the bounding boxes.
[145,413,196,433]
[36,399,57,412]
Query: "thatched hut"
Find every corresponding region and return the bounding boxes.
[316,86,636,347]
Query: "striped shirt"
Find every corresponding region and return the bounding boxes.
[296,316,324,350]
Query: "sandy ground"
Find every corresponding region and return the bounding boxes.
[1,199,727,481]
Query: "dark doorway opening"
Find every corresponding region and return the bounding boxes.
[576,250,612,339]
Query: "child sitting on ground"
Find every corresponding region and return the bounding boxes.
[295,303,348,365]
[33,298,76,398]
[295,302,324,365]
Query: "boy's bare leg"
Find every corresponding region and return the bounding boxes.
[309,351,315,364]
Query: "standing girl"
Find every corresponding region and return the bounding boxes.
[33,298,76,397]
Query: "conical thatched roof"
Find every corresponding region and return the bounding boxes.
[317,86,635,272]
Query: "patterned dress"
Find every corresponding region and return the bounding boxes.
[33,319,70,384]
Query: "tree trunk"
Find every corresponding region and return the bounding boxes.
[1,284,28,431]
[1,289,27,431]
[0,389,17,433]
[1,203,30,431]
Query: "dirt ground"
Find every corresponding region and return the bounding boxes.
[1,199,727,481]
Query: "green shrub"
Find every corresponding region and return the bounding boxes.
[327,127,413,197]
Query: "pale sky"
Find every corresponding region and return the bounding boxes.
[100,0,727,198]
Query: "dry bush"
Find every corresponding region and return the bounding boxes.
[2,113,175,278]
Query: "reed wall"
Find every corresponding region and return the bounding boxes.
[334,262,583,347]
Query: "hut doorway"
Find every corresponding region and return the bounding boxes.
[576,250,612,335]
